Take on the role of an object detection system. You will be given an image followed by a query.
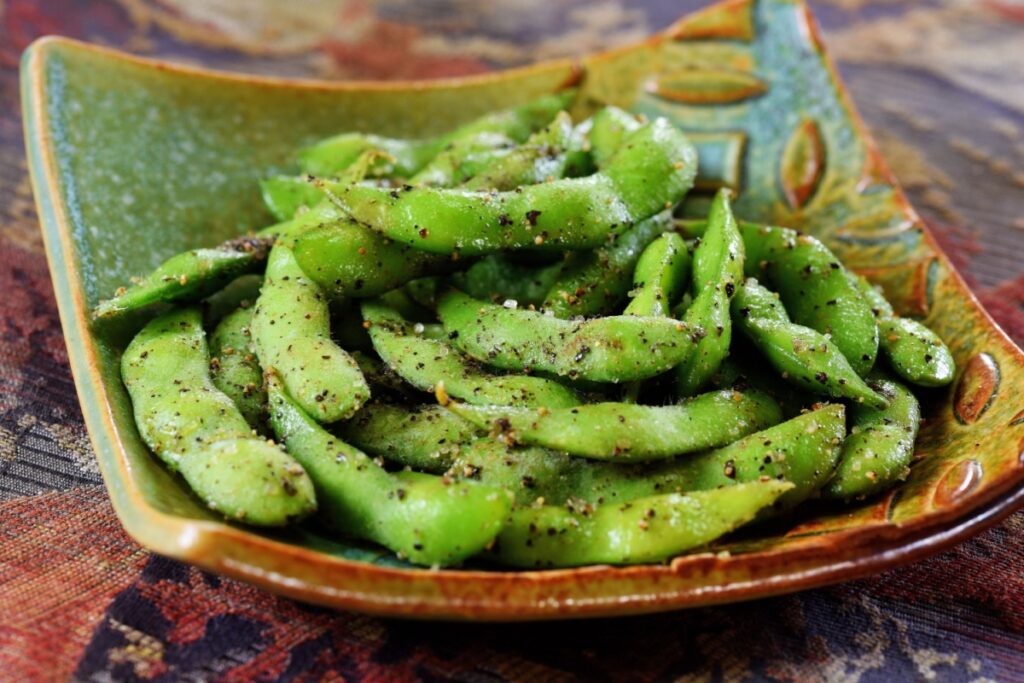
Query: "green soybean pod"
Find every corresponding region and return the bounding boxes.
[489,480,791,568]
[202,274,263,327]
[122,307,315,526]
[562,117,597,178]
[623,232,690,317]
[650,403,845,510]
[363,299,581,408]
[542,212,672,318]
[262,149,388,222]
[339,403,481,474]
[691,189,744,290]
[620,230,689,401]
[444,388,782,461]
[742,224,879,376]
[286,219,454,301]
[94,236,271,319]
[462,111,574,191]
[298,91,575,178]
[267,372,511,566]
[408,131,515,187]
[704,351,813,418]
[681,219,879,376]
[274,190,455,301]
[438,289,704,383]
[856,277,955,387]
[95,196,350,320]
[349,351,421,402]
[450,254,565,307]
[448,440,585,505]
[674,190,744,396]
[732,278,889,410]
[587,105,642,167]
[451,403,844,510]
[251,245,369,423]
[209,305,266,429]
[825,375,921,501]
[318,118,698,256]
[259,175,326,222]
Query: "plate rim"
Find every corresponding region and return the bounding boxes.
[20,0,1024,620]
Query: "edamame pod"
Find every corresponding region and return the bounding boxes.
[623,232,690,317]
[267,372,511,566]
[674,190,744,395]
[489,481,791,568]
[319,118,697,256]
[298,91,575,178]
[209,305,266,429]
[462,112,573,191]
[705,351,813,418]
[588,106,642,167]
[542,212,672,318]
[363,299,581,408]
[857,277,955,387]
[438,289,704,383]
[732,279,889,410]
[825,375,921,500]
[201,273,263,326]
[339,403,481,473]
[452,403,844,510]
[620,230,690,401]
[651,403,845,510]
[408,132,515,187]
[679,219,879,376]
[95,236,271,319]
[286,214,454,300]
[744,224,879,376]
[259,175,326,222]
[691,190,744,290]
[251,245,369,422]
[350,351,421,402]
[450,254,565,307]
[562,117,597,178]
[320,119,573,296]
[122,308,315,526]
[444,388,782,461]
[96,198,345,320]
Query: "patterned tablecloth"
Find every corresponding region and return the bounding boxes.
[2,1,1023,680]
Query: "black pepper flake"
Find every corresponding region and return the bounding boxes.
[525,210,542,226]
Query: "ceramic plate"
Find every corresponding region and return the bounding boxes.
[22,0,1024,620]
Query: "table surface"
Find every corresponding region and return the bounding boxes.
[1,1,1023,680]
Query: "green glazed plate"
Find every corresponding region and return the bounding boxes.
[22,0,1024,620]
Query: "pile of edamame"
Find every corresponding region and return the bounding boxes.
[100,93,956,568]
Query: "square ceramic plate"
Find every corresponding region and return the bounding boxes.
[22,0,1024,620]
